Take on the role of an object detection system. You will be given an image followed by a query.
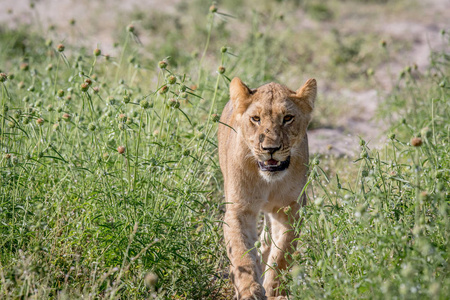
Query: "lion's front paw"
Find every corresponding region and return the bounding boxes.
[239,282,266,300]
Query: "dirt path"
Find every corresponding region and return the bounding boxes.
[308,0,448,157]
[1,0,448,157]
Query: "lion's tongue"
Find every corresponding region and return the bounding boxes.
[266,159,278,166]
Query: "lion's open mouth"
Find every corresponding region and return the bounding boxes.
[257,156,290,172]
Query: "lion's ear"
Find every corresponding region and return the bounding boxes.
[230,77,252,114]
[295,78,317,113]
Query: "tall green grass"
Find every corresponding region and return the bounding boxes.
[0,19,229,298]
[288,34,449,299]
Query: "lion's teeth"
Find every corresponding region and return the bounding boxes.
[276,161,281,166]
[264,161,269,166]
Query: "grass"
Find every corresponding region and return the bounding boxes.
[0,0,449,299]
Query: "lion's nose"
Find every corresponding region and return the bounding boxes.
[262,145,281,154]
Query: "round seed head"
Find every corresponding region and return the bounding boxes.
[84,78,92,86]
[119,113,126,120]
[360,150,369,158]
[57,89,64,97]
[168,98,180,108]
[126,24,135,32]
[20,63,29,71]
[107,96,115,105]
[13,110,21,119]
[62,113,71,121]
[218,66,226,74]
[221,46,227,53]
[18,81,25,89]
[7,121,15,128]
[45,39,53,47]
[117,146,126,154]
[123,95,130,104]
[254,241,261,248]
[211,113,220,122]
[209,4,217,13]
[0,73,7,82]
[88,123,96,131]
[167,75,177,85]
[93,86,100,94]
[312,157,320,166]
[411,137,422,147]
[183,149,190,156]
[158,85,169,94]
[47,105,54,111]
[388,133,396,140]
[57,44,65,52]
[140,100,150,109]
[80,83,89,92]
[179,92,187,99]
[94,48,101,56]
[420,191,429,201]
[380,40,387,48]
[4,153,11,160]
[36,118,44,126]
[158,60,168,69]
[283,206,292,214]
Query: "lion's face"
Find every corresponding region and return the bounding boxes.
[230,78,316,180]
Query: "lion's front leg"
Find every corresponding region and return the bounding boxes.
[224,209,266,300]
[262,205,300,297]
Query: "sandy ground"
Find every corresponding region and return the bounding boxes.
[1,0,448,157]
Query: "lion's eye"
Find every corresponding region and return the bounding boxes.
[251,116,260,123]
[283,115,294,124]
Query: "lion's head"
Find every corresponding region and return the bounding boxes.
[229,77,316,180]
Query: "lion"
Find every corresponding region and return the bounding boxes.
[218,77,316,300]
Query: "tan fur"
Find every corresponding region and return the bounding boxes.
[218,77,316,300]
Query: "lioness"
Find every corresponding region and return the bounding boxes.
[218,77,316,299]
